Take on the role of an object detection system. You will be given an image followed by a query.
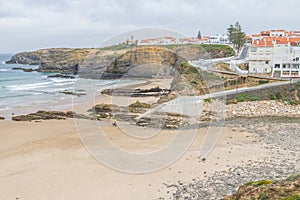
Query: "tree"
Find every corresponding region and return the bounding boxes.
[227,22,246,53]
[197,31,202,39]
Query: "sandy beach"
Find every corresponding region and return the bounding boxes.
[0,118,266,200]
[0,79,299,200]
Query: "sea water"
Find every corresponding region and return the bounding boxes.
[0,54,144,119]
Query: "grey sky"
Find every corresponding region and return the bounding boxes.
[0,0,300,53]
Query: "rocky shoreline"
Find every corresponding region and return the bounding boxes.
[160,116,299,200]
[226,100,300,117]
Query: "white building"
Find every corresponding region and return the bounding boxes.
[209,34,229,44]
[248,40,300,78]
[247,40,273,74]
[272,43,300,78]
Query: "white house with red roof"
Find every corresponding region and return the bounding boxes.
[247,29,300,78]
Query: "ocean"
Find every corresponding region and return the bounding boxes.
[0,54,143,119]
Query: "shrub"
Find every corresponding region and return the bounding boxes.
[282,195,300,200]
[190,80,198,85]
[236,94,246,102]
[286,174,300,181]
[204,98,212,103]
[275,92,283,99]
[258,80,269,85]
[258,193,268,200]
[236,94,260,102]
[269,94,276,100]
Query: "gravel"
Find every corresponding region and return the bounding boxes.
[160,116,300,200]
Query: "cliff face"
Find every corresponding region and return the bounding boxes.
[98,46,184,79]
[6,48,93,74]
[6,44,235,79]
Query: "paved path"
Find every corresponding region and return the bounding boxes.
[136,80,295,118]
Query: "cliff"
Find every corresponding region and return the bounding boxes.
[6,48,93,74]
[6,44,235,79]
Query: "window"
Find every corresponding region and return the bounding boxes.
[251,47,257,52]
[265,68,268,72]
[291,71,299,76]
[266,61,269,64]
[283,64,286,68]
[275,64,280,68]
[296,57,299,61]
[283,71,290,75]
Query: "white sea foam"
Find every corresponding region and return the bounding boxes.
[7,82,53,91]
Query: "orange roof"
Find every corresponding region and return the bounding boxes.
[270,29,286,32]
[252,39,273,47]
[260,31,270,35]
[164,36,175,39]
[244,35,251,39]
[252,34,260,37]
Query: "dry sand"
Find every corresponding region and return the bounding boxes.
[0,79,272,200]
[0,117,270,200]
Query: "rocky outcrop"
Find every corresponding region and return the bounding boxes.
[224,174,300,200]
[60,91,86,97]
[11,67,37,72]
[12,110,89,121]
[6,53,41,65]
[47,74,76,79]
[6,48,93,74]
[6,44,234,79]
[101,86,169,97]
[98,46,185,79]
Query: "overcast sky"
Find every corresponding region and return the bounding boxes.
[1,0,300,53]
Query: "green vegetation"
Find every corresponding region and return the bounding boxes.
[100,43,135,51]
[287,174,300,182]
[244,180,273,187]
[236,93,260,102]
[180,62,199,75]
[282,195,300,200]
[197,30,202,39]
[227,22,246,52]
[199,44,235,57]
[258,80,269,85]
[258,193,268,200]
[204,98,212,103]
[226,82,300,105]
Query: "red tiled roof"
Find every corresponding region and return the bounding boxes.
[252,40,273,47]
[252,34,260,37]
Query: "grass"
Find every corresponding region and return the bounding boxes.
[236,93,260,102]
[244,180,273,187]
[281,195,300,200]
[286,174,300,181]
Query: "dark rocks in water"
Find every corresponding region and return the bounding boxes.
[101,87,170,97]
[12,110,89,121]
[48,74,76,79]
[0,117,5,120]
[11,67,37,72]
[60,91,86,97]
